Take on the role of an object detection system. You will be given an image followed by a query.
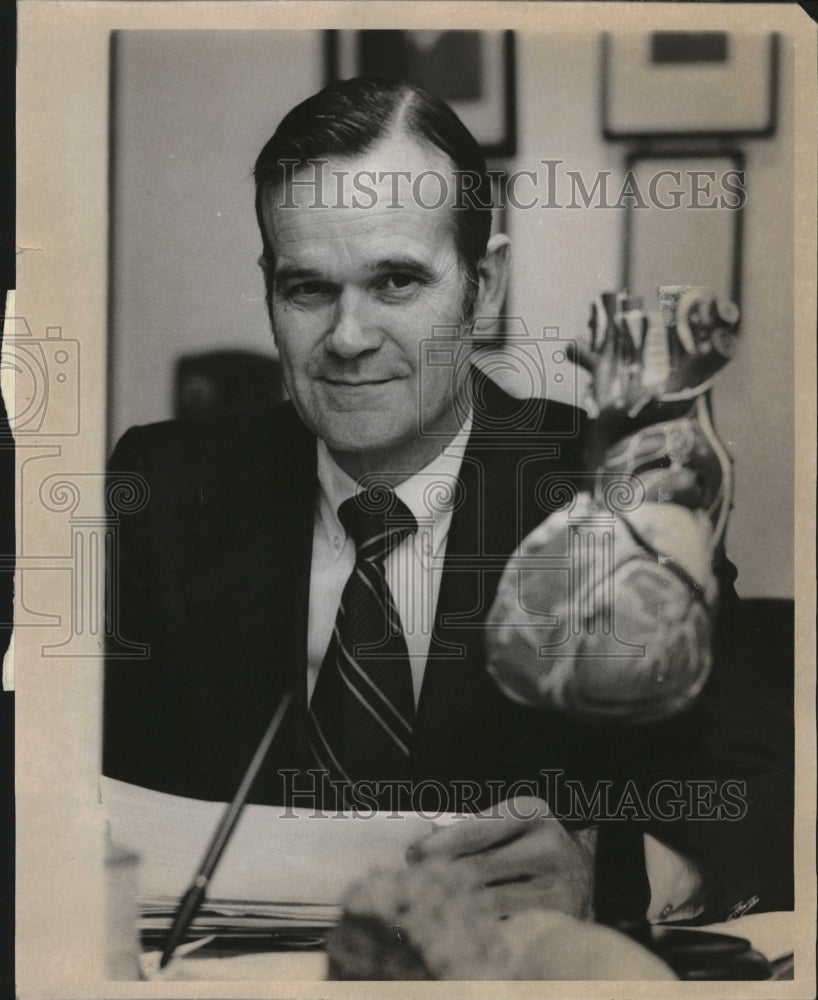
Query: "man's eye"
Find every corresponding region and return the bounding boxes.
[285,281,335,304]
[377,273,422,296]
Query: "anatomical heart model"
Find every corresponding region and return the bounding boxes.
[486,286,741,723]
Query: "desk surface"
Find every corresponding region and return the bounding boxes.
[142,950,328,981]
[141,911,794,982]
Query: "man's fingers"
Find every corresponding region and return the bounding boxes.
[448,821,566,882]
[406,796,550,863]
[406,815,509,862]
[404,801,596,922]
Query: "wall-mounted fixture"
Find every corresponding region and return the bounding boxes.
[601,32,779,140]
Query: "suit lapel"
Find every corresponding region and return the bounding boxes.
[411,431,527,780]
[411,380,586,785]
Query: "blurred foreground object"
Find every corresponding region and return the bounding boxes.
[327,860,675,980]
[486,287,740,723]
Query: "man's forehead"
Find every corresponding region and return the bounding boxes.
[266,204,458,279]
[261,132,462,265]
[262,129,462,217]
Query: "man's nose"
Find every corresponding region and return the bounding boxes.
[325,289,382,358]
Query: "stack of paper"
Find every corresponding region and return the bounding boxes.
[139,896,339,948]
[100,777,445,949]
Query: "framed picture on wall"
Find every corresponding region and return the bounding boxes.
[325,29,517,157]
[602,31,779,139]
[622,150,746,307]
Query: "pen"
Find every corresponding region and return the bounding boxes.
[159,690,293,969]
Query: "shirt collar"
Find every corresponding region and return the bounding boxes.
[316,412,473,552]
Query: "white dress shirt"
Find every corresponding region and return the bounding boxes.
[307,413,473,706]
[305,415,704,922]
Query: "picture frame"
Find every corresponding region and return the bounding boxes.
[622,149,746,308]
[602,31,779,139]
[324,29,517,158]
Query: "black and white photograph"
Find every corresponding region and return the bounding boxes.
[9,3,816,996]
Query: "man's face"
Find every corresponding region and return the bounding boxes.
[260,131,475,480]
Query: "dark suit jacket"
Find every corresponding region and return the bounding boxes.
[104,376,792,920]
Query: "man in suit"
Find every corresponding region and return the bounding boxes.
[104,78,791,925]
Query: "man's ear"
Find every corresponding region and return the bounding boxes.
[471,234,511,336]
[258,252,272,293]
[258,252,277,339]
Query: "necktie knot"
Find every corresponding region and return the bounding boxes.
[338,486,417,563]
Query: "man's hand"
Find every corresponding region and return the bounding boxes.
[406,796,596,920]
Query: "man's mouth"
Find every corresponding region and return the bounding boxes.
[320,376,397,386]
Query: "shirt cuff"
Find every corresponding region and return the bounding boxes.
[644,833,709,923]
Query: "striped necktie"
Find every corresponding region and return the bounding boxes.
[308,486,418,806]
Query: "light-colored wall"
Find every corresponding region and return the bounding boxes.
[109,30,323,442]
[109,31,793,598]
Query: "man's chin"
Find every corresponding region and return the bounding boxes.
[316,420,425,479]
[322,426,402,460]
